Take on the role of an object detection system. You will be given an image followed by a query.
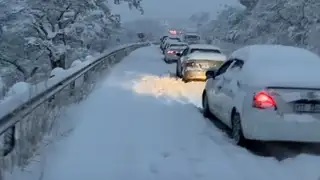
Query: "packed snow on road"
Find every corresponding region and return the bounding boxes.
[7,45,320,180]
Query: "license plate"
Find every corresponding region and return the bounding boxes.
[294,103,320,113]
[199,64,209,69]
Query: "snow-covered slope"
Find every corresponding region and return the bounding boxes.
[10,45,320,180]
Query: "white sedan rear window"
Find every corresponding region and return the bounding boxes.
[191,48,221,54]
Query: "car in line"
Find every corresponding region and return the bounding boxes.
[160,36,181,51]
[175,44,224,79]
[182,33,201,44]
[160,35,168,44]
[162,39,181,54]
[177,51,226,82]
[163,42,188,63]
[202,44,320,146]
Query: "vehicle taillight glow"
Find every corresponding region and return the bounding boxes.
[253,91,277,109]
[169,30,177,35]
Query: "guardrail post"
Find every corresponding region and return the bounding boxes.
[1,126,16,156]
[109,55,116,65]
[83,71,89,82]
[101,57,109,70]
[69,81,76,96]
[113,54,120,64]
[48,95,56,108]
[123,48,128,56]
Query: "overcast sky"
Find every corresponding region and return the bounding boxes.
[111,0,240,22]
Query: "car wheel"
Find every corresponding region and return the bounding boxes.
[202,91,212,118]
[181,68,189,82]
[231,112,247,147]
[182,75,189,83]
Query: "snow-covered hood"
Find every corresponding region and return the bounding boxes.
[187,52,227,61]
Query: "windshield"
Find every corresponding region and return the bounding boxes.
[169,37,181,41]
[185,60,225,70]
[190,48,221,54]
[170,44,186,48]
[185,35,200,40]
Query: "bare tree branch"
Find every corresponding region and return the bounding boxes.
[276,9,294,26]
[57,4,72,29]
[0,57,28,80]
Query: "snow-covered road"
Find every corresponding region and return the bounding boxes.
[28,46,320,180]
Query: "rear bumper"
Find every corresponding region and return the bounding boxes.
[242,110,320,142]
[183,70,206,81]
[164,54,179,61]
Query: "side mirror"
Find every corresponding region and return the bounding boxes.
[176,52,182,57]
[205,69,216,79]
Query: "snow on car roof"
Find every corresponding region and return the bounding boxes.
[232,45,320,87]
[230,44,320,62]
[188,52,226,61]
[189,44,221,50]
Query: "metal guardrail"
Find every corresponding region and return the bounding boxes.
[0,42,153,176]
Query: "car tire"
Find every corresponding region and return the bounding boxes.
[231,112,247,147]
[182,75,189,83]
[176,62,181,78]
[202,91,212,118]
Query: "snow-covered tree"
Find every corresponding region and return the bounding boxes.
[122,18,166,42]
[203,0,320,53]
[0,0,144,93]
[189,12,210,25]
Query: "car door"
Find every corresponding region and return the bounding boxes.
[180,48,190,63]
[178,47,189,74]
[218,59,244,127]
[207,60,234,121]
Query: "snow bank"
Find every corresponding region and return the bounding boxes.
[50,67,66,78]
[70,60,83,68]
[6,82,31,97]
[4,82,32,104]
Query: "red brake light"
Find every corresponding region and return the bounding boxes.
[253,91,277,109]
[169,30,177,35]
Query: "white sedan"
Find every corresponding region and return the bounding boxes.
[202,45,320,146]
[180,52,226,82]
[176,44,225,79]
